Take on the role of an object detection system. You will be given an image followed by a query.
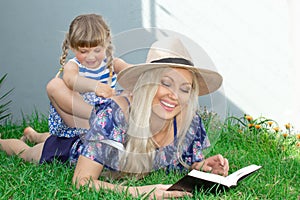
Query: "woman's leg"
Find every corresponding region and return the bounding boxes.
[47,78,92,129]
[0,138,43,163]
[20,127,50,143]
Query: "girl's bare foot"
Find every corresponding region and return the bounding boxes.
[20,127,37,143]
[21,127,50,144]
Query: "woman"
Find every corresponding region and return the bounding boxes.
[72,37,228,198]
[0,37,228,199]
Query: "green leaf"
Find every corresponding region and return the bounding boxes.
[0,73,13,122]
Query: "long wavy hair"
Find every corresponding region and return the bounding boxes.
[119,67,200,176]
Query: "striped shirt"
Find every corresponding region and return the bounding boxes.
[70,57,117,88]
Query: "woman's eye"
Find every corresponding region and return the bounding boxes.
[161,81,171,87]
[181,86,191,93]
[181,89,190,93]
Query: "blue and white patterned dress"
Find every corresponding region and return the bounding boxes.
[48,57,117,138]
[69,98,210,171]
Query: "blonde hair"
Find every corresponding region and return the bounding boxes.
[119,67,199,176]
[59,14,113,76]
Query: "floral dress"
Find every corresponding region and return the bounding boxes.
[70,98,211,171]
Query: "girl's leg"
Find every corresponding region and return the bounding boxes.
[20,127,50,143]
[47,78,93,129]
[0,138,43,163]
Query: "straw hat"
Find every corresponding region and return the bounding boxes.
[117,37,223,96]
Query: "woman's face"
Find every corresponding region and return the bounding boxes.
[152,68,193,120]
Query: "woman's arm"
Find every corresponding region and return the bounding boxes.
[73,155,192,199]
[63,61,115,98]
[73,155,117,190]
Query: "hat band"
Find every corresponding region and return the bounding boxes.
[150,57,194,66]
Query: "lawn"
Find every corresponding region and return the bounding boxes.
[0,112,299,199]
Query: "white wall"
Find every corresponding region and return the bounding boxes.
[287,0,300,131]
[1,0,298,131]
[141,0,299,130]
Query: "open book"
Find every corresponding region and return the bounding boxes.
[167,164,262,192]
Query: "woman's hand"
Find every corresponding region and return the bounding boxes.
[191,154,229,176]
[131,184,192,199]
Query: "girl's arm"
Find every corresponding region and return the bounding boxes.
[113,58,132,74]
[63,61,115,98]
[73,155,192,199]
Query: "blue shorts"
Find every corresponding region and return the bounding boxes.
[39,135,79,164]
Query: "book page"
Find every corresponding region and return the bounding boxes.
[225,164,262,186]
[188,170,227,185]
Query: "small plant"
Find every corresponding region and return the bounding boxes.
[226,114,300,150]
[198,107,222,156]
[0,73,13,122]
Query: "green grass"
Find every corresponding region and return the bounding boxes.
[0,113,299,199]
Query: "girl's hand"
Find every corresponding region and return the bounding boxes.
[131,184,192,199]
[95,82,115,98]
[191,154,229,176]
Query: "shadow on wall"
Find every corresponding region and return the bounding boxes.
[113,28,245,120]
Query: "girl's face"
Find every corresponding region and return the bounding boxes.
[73,45,106,69]
[152,68,193,120]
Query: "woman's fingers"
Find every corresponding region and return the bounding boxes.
[191,154,229,176]
[223,158,229,176]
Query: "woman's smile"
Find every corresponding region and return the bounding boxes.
[160,100,176,112]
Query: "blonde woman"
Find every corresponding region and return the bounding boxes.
[73,37,229,198]
[0,37,228,199]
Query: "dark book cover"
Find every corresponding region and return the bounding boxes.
[167,164,262,193]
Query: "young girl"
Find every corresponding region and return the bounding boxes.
[22,14,129,143]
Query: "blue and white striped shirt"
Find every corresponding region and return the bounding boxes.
[70,57,117,88]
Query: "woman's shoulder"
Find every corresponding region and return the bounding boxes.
[111,95,130,108]
[89,97,128,132]
[110,95,130,119]
[112,91,131,107]
[92,94,130,119]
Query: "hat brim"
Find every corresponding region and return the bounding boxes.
[117,63,223,96]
